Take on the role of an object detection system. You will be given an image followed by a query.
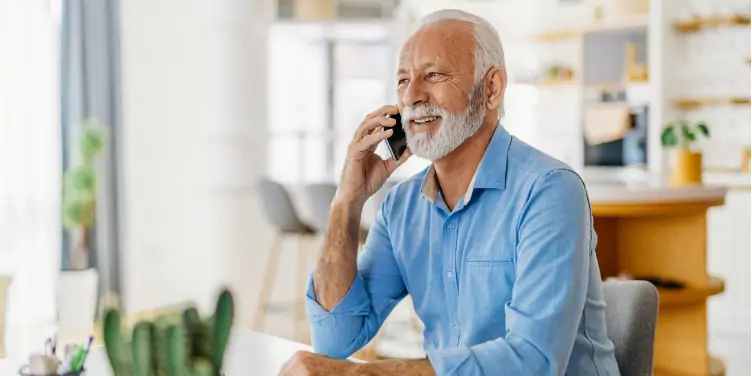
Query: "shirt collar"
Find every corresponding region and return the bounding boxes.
[420,123,512,203]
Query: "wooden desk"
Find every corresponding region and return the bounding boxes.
[0,330,320,376]
[587,182,728,376]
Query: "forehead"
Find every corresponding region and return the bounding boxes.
[399,20,476,71]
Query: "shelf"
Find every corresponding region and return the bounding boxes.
[658,276,725,309]
[520,78,577,86]
[672,97,751,109]
[529,14,649,42]
[655,355,725,376]
[674,14,751,33]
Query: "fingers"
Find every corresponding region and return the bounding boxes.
[352,115,397,146]
[353,127,394,155]
[365,104,398,120]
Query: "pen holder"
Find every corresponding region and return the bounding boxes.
[18,365,85,376]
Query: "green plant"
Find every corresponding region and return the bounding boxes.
[661,119,709,149]
[62,118,106,269]
[103,288,235,376]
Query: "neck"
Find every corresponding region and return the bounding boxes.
[433,117,498,210]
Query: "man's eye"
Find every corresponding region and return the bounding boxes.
[398,79,409,85]
[428,72,441,77]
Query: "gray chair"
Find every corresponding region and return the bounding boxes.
[254,178,317,341]
[305,182,368,244]
[603,279,659,376]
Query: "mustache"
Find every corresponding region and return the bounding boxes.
[402,104,445,121]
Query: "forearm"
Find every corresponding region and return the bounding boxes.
[313,201,364,311]
[354,359,436,376]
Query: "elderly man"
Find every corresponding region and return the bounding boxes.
[279,9,620,376]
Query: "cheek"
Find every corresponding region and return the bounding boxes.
[430,83,469,113]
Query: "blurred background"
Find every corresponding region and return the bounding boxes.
[0,0,750,374]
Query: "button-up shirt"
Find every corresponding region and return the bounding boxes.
[305,124,621,375]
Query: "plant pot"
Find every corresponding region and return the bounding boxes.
[56,269,99,344]
[670,149,703,186]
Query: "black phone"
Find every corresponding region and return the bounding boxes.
[385,113,408,161]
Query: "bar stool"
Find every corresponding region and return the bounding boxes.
[305,183,368,244]
[253,178,317,342]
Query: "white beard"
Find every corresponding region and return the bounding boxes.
[402,82,487,161]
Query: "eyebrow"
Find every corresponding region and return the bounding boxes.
[397,61,443,76]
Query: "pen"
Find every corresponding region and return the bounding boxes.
[80,336,94,368]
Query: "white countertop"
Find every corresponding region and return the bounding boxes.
[583,181,729,204]
[580,167,731,204]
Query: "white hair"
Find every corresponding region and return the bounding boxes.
[419,9,506,118]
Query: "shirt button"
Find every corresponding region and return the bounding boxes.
[452,325,459,332]
[448,222,455,229]
[446,271,453,278]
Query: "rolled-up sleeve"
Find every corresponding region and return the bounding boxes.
[425,169,593,376]
[306,197,407,359]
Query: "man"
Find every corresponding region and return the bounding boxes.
[278,9,620,376]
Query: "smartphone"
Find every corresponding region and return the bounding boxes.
[385,113,408,161]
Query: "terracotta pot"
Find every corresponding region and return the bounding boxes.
[670,149,703,186]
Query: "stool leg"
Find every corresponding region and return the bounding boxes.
[294,234,308,342]
[252,233,282,331]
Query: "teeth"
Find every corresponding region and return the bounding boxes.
[414,116,438,124]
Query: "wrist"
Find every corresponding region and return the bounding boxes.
[330,197,365,218]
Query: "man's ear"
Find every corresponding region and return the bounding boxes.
[485,67,507,111]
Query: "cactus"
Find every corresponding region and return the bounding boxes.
[103,288,235,376]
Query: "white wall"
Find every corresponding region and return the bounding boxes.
[119,0,275,321]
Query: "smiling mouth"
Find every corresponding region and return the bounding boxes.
[410,116,441,126]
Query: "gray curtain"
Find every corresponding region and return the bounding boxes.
[60,0,123,296]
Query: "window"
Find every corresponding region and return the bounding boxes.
[0,0,62,357]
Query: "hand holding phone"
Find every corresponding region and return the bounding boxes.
[334,105,410,206]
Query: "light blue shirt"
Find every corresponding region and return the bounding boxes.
[305,124,621,375]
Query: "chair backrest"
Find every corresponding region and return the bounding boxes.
[305,183,338,233]
[602,279,659,376]
[259,178,307,233]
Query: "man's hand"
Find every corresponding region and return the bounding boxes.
[335,105,412,207]
[277,351,357,376]
[278,351,437,376]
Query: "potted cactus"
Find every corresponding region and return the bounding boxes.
[661,119,709,185]
[103,288,235,376]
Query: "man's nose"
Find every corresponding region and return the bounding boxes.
[402,80,428,107]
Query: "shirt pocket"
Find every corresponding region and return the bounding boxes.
[460,259,516,341]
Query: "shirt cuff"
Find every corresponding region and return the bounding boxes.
[305,273,371,331]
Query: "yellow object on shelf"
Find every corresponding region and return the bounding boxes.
[742,147,751,173]
[674,14,751,32]
[671,149,703,186]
